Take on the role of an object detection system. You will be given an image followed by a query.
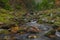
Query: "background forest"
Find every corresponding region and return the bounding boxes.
[0,0,60,25]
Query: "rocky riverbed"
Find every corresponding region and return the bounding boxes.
[0,21,60,40]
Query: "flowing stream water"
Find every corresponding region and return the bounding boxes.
[0,21,60,40]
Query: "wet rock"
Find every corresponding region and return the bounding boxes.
[0,22,4,25]
[19,32,26,34]
[27,26,40,33]
[0,29,5,33]
[26,21,40,27]
[28,34,38,39]
[19,27,27,31]
[0,29,4,31]
[4,36,11,40]
[49,35,56,38]
[55,31,60,37]
[55,27,60,37]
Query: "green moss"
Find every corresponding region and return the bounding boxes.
[0,29,10,34]
[0,9,14,24]
[0,8,27,25]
